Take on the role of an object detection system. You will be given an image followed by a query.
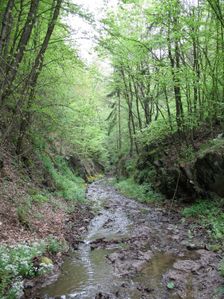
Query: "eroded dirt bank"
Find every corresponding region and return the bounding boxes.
[36,180,224,299]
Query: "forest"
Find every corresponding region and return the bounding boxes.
[0,0,224,298]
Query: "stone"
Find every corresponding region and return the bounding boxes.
[40,256,53,265]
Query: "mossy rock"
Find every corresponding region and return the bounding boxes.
[40,256,53,265]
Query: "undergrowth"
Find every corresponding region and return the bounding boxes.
[39,153,85,201]
[114,178,163,203]
[0,238,65,299]
[181,198,224,240]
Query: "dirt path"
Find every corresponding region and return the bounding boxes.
[37,179,223,299]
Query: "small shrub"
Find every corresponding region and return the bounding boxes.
[47,237,62,254]
[16,205,30,228]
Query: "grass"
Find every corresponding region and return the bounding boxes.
[40,153,86,201]
[181,198,224,240]
[114,178,163,203]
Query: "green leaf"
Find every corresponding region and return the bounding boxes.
[167,281,175,289]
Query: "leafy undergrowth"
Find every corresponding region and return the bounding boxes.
[0,238,66,299]
[40,154,86,201]
[181,198,224,241]
[114,178,163,203]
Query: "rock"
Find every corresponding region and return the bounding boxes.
[172,235,180,241]
[107,252,123,263]
[40,256,53,265]
[136,139,224,199]
[24,281,35,289]
[140,250,153,261]
[95,292,110,299]
[217,133,224,139]
[186,243,207,251]
[173,260,201,272]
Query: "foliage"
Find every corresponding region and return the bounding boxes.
[178,145,196,163]
[182,199,224,239]
[115,178,162,203]
[167,281,175,289]
[1,3,224,297]
[31,193,49,203]
[40,153,85,201]
[100,0,224,170]
[47,237,65,254]
[0,241,53,299]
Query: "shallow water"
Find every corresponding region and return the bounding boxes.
[37,180,204,299]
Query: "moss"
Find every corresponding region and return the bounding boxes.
[40,256,53,265]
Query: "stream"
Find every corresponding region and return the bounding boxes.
[37,179,223,299]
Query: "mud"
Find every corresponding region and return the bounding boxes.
[35,179,223,299]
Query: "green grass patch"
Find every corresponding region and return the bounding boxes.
[181,199,224,239]
[114,178,163,203]
[39,153,85,201]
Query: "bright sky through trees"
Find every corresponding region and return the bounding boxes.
[67,0,118,62]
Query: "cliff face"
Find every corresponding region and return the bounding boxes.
[135,133,224,201]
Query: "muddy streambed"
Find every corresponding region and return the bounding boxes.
[37,180,223,299]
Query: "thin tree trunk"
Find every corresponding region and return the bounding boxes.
[0,0,40,106]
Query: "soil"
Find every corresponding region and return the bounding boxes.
[0,146,94,246]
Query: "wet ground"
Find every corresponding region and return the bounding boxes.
[37,179,223,299]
